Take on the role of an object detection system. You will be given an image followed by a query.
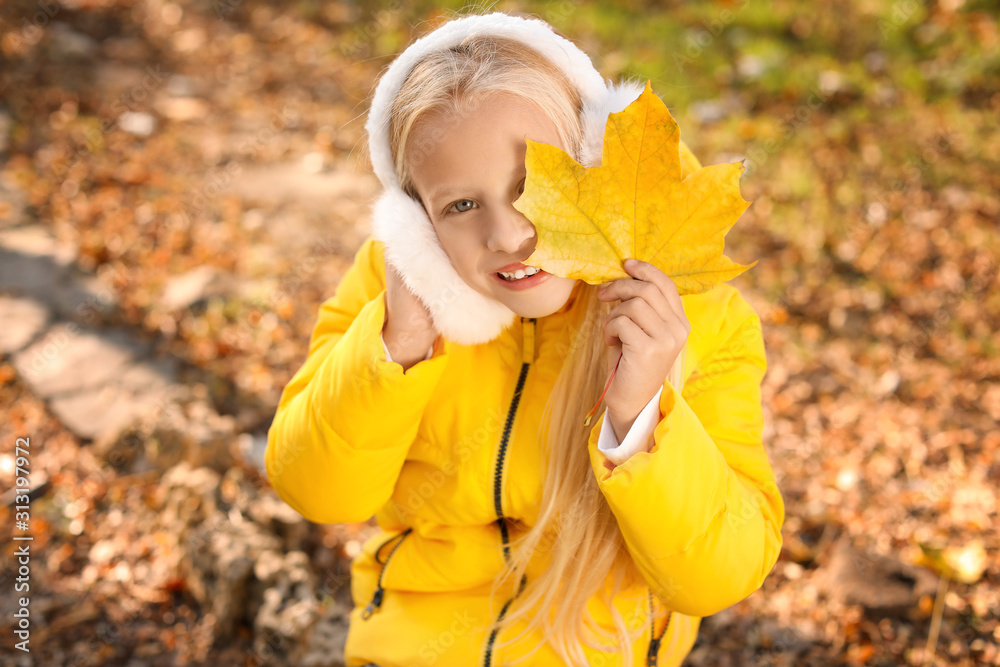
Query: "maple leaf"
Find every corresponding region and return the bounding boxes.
[513,79,756,296]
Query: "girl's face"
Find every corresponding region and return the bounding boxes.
[405,92,579,319]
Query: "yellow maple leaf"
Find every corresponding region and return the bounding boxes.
[915,539,988,584]
[513,79,756,296]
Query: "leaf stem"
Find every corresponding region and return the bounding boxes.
[923,573,949,667]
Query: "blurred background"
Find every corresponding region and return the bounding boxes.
[0,0,997,665]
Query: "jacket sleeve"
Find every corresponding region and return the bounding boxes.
[586,288,784,618]
[597,386,662,465]
[265,236,449,524]
[382,333,434,364]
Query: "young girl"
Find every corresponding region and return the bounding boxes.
[266,12,784,667]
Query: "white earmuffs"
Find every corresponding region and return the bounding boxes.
[364,12,645,346]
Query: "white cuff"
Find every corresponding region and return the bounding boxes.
[381,333,434,364]
[597,386,663,465]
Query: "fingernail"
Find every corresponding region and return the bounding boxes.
[624,258,636,267]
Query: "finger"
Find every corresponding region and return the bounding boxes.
[622,258,686,323]
[596,278,629,300]
[621,258,680,308]
[606,305,688,363]
[604,313,650,348]
[606,297,666,339]
[601,275,677,328]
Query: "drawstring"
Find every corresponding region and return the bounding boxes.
[361,528,412,620]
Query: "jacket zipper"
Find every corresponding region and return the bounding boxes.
[360,527,413,620]
[646,588,672,666]
[483,317,535,667]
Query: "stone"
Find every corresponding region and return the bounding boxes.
[118,112,156,137]
[153,461,324,656]
[823,537,938,617]
[299,603,351,667]
[12,325,145,398]
[250,550,320,663]
[0,226,76,299]
[49,265,119,324]
[0,225,118,323]
[12,323,179,442]
[0,227,84,300]
[0,296,50,354]
[248,493,311,553]
[48,356,177,441]
[160,266,220,310]
[96,384,236,474]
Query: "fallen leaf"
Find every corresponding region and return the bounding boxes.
[943,541,988,584]
[514,79,756,294]
[915,539,988,584]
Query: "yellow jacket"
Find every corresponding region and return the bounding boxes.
[266,230,784,665]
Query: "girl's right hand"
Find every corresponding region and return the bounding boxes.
[382,259,438,367]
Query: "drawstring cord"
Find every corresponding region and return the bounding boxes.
[361,528,412,620]
[584,351,622,426]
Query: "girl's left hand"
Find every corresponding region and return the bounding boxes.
[597,258,690,427]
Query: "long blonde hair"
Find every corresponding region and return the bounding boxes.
[384,25,686,665]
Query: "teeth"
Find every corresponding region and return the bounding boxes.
[499,266,540,281]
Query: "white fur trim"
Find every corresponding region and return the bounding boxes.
[364,13,661,345]
[370,188,516,346]
[579,79,646,167]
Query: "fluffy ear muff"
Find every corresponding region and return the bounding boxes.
[369,188,516,346]
[578,79,647,168]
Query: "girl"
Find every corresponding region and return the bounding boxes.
[266,11,784,667]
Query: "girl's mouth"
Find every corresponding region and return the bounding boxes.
[492,266,550,291]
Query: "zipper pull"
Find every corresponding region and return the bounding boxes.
[361,587,384,620]
[522,317,536,364]
[646,636,661,666]
[647,589,669,666]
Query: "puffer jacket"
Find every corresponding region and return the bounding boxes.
[265,203,785,665]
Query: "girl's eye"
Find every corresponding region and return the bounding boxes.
[450,200,476,214]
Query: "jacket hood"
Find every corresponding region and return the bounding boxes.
[364,12,646,346]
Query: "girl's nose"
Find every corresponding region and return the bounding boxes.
[486,204,536,255]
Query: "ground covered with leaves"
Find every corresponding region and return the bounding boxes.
[0,0,998,665]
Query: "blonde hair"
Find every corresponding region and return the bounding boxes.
[388,32,583,200]
[384,24,686,665]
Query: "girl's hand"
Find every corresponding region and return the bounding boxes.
[597,258,689,439]
[383,259,438,368]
